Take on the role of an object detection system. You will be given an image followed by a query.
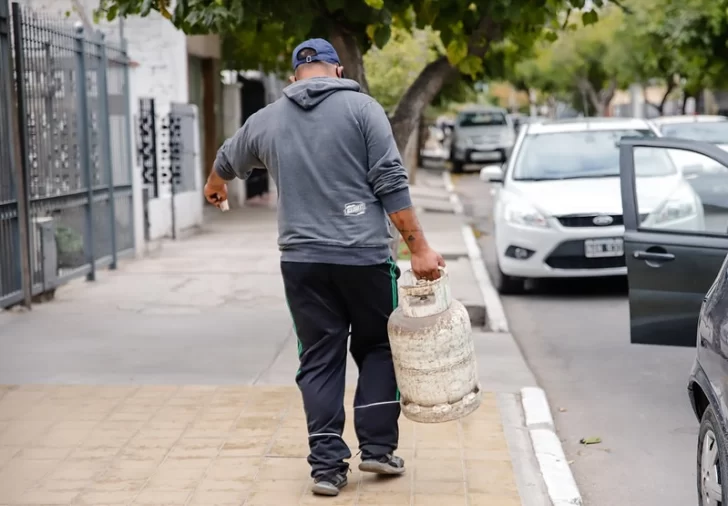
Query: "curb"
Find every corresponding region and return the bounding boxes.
[442,170,583,506]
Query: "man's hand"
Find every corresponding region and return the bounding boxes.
[204,180,228,208]
[411,247,446,281]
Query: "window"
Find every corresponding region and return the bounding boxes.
[512,129,661,181]
[457,111,507,127]
[634,147,728,236]
[660,122,728,144]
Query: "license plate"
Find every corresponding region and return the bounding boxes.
[471,151,500,162]
[584,238,624,258]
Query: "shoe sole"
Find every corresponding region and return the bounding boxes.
[358,461,406,475]
[311,478,348,496]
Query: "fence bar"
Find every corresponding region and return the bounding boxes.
[121,39,136,250]
[97,33,117,268]
[74,26,95,281]
[10,2,33,308]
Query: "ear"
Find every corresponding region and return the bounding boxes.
[336,66,344,78]
[288,75,296,84]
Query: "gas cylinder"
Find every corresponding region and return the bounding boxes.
[387,268,481,423]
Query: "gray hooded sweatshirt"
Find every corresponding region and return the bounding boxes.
[214,77,412,266]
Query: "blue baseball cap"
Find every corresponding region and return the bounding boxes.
[292,38,340,70]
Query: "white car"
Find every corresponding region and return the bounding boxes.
[482,117,705,294]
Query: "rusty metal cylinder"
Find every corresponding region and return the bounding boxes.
[387,268,481,423]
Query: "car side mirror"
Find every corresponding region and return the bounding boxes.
[480,164,504,183]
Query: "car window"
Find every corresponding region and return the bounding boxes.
[660,122,728,143]
[512,129,664,181]
[634,147,728,236]
[458,112,507,127]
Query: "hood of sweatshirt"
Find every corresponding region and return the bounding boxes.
[283,77,361,110]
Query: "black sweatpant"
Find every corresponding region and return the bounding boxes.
[281,260,401,479]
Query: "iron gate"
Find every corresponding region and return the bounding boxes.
[0,1,134,309]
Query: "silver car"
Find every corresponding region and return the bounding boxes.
[450,106,516,173]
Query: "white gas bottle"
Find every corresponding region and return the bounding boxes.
[387,268,481,423]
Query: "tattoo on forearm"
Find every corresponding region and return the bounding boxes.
[400,228,421,244]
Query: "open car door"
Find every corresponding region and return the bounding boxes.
[620,138,728,346]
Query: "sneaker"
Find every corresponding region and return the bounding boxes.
[311,472,348,496]
[359,453,406,475]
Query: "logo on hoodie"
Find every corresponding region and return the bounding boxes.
[344,202,366,216]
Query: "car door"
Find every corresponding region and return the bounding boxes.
[620,137,728,346]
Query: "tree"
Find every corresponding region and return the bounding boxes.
[363,27,442,113]
[511,6,626,116]
[96,0,603,150]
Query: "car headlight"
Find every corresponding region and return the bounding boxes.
[501,133,515,147]
[503,196,550,229]
[648,186,698,225]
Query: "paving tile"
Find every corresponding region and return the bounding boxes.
[468,492,522,506]
[75,490,138,505]
[0,385,525,505]
[187,489,249,506]
[414,458,464,482]
[146,466,207,490]
[133,488,191,505]
[204,457,260,481]
[15,489,80,504]
[255,457,308,481]
[359,474,411,493]
[245,488,304,505]
[414,493,467,505]
[357,492,411,505]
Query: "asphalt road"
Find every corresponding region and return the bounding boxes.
[454,171,699,506]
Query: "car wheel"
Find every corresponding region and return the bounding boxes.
[698,405,728,506]
[494,262,526,295]
[452,160,465,174]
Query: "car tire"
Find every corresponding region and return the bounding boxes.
[697,404,728,506]
[452,160,465,174]
[494,263,526,295]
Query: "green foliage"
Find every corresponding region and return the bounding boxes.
[97,0,603,79]
[509,6,626,113]
[364,27,442,112]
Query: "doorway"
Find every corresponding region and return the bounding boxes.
[240,76,269,201]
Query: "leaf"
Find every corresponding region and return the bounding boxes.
[363,0,384,9]
[373,24,391,49]
[446,38,468,65]
[543,30,559,42]
[579,436,602,445]
[582,10,599,25]
[457,55,483,79]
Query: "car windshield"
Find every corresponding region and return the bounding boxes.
[458,111,507,127]
[659,121,728,143]
[511,129,674,181]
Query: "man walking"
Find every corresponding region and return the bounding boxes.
[204,38,445,496]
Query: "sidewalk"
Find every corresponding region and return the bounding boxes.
[0,173,543,505]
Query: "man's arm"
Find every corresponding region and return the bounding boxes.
[213,121,263,182]
[360,100,444,279]
[204,120,263,206]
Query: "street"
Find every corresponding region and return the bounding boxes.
[455,171,699,506]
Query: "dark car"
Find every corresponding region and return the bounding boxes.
[618,138,728,505]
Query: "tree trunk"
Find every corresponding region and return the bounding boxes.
[389,57,457,152]
[681,93,690,114]
[329,26,370,95]
[578,78,616,117]
[389,16,499,152]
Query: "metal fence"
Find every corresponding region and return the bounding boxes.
[0,1,134,309]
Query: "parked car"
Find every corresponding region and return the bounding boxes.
[614,137,728,505]
[650,115,728,145]
[650,115,728,235]
[450,106,515,173]
[481,117,705,294]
